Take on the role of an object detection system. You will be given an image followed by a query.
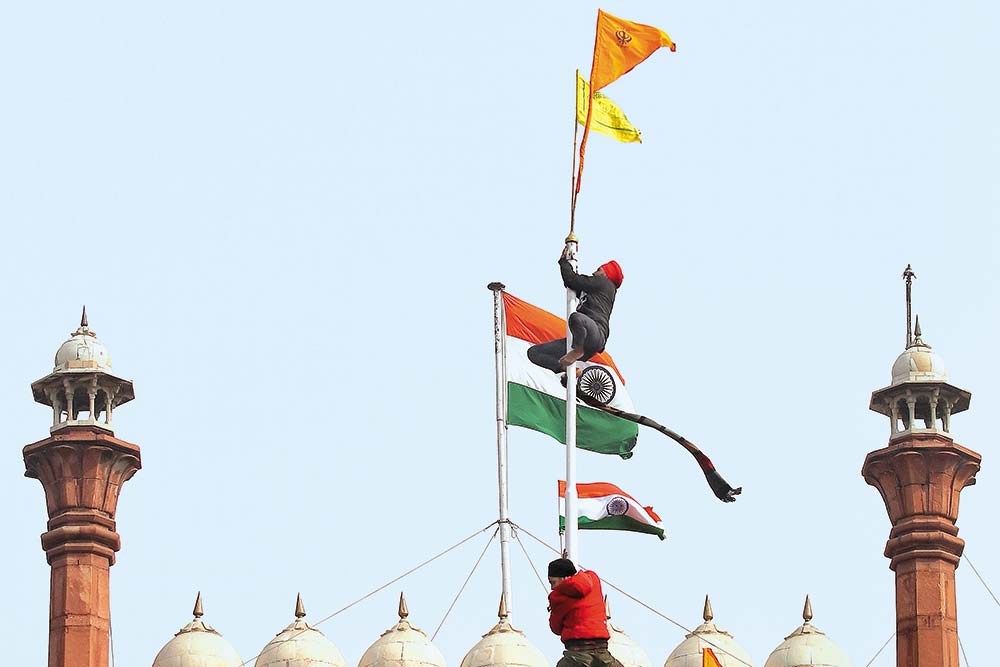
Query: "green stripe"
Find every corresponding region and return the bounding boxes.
[507,382,637,459]
[559,515,665,540]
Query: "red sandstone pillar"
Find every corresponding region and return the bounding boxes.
[24,426,141,667]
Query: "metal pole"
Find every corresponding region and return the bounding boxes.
[563,239,580,563]
[903,264,915,347]
[488,282,514,613]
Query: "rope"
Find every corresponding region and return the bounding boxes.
[959,634,971,667]
[432,527,499,641]
[512,524,551,595]
[235,522,498,667]
[511,521,752,667]
[963,553,1000,610]
[863,633,894,667]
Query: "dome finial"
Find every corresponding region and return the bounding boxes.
[498,592,509,620]
[604,595,611,620]
[81,305,88,329]
[803,595,813,622]
[398,592,409,620]
[295,593,306,619]
[193,591,204,619]
[703,595,713,622]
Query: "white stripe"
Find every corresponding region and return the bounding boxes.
[505,337,635,412]
[558,494,660,526]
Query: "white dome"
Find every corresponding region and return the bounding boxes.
[359,594,446,667]
[664,598,752,667]
[607,600,652,667]
[256,595,346,667]
[460,599,547,667]
[153,596,242,667]
[54,328,111,372]
[890,325,946,386]
[763,598,849,667]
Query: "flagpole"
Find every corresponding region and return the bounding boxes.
[571,69,580,232]
[563,239,580,564]
[488,281,514,613]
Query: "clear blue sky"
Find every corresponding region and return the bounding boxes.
[2,2,998,666]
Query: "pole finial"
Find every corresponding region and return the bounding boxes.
[498,592,509,619]
[703,595,714,622]
[803,595,813,622]
[81,305,88,328]
[914,315,922,340]
[487,282,506,292]
[193,591,204,619]
[398,592,409,620]
[295,593,306,619]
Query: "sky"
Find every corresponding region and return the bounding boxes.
[1,1,998,666]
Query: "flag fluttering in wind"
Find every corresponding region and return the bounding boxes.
[702,648,724,667]
[590,10,676,92]
[576,9,676,194]
[577,73,641,144]
[559,481,665,540]
[502,291,638,458]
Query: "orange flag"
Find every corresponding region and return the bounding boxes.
[590,10,676,92]
[702,648,724,667]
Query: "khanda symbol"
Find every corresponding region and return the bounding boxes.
[615,29,632,47]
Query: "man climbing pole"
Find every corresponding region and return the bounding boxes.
[527,242,623,378]
[547,558,624,667]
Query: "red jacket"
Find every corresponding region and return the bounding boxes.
[548,570,610,642]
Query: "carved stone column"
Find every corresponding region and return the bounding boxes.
[24,426,141,667]
[863,432,980,667]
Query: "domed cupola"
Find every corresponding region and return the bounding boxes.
[31,307,135,434]
[460,595,548,667]
[255,594,346,667]
[869,266,971,441]
[606,597,651,667]
[663,596,753,667]
[763,597,850,667]
[152,593,243,667]
[359,593,447,667]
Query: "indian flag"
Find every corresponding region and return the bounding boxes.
[502,291,638,458]
[558,481,665,540]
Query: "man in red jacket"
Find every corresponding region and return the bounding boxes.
[547,559,624,667]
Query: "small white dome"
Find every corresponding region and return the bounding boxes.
[153,595,242,667]
[664,597,752,667]
[763,598,849,667]
[460,598,547,667]
[256,595,346,667]
[606,599,652,667]
[54,309,111,371]
[890,321,946,386]
[359,594,446,667]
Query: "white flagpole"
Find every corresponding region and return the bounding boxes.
[563,236,580,563]
[488,281,514,613]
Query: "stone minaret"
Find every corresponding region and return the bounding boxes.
[23,309,141,667]
[863,269,981,667]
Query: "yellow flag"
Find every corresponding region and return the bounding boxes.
[576,73,641,144]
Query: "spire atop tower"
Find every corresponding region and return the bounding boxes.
[193,591,204,619]
[81,305,89,329]
[903,264,916,347]
[802,595,813,623]
[703,595,713,622]
[398,592,409,620]
[498,592,509,620]
[295,593,306,619]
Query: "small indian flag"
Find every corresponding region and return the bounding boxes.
[558,481,665,540]
[503,291,638,458]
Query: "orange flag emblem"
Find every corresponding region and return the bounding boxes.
[590,9,676,92]
[702,648,724,667]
